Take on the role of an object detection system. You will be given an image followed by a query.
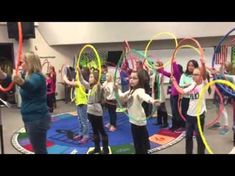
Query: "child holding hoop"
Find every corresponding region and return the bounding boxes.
[171,58,207,154]
[115,69,161,154]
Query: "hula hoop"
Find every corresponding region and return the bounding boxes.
[205,86,224,128]
[144,32,178,69]
[196,79,235,154]
[211,28,235,98]
[123,40,137,71]
[0,22,22,92]
[176,44,222,125]
[42,59,51,74]
[102,62,118,107]
[61,64,73,85]
[171,38,204,76]
[60,64,76,102]
[172,43,224,125]
[76,44,102,96]
[170,43,203,121]
[122,42,138,72]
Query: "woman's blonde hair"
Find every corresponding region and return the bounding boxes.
[24,52,42,75]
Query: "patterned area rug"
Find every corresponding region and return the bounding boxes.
[11,112,185,154]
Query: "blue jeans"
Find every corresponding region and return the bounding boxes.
[77,104,89,138]
[24,116,51,154]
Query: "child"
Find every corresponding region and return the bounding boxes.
[209,61,232,135]
[78,68,109,154]
[102,72,117,132]
[115,69,160,154]
[100,64,108,84]
[171,58,207,154]
[152,61,168,128]
[46,73,53,113]
[49,66,57,108]
[67,67,89,144]
[120,62,129,92]
[179,60,199,128]
[157,58,183,131]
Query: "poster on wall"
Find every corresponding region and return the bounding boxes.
[79,50,108,68]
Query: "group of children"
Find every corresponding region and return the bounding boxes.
[61,56,235,154]
[1,50,234,155]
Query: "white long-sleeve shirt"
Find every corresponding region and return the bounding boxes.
[118,88,154,126]
[183,81,207,116]
[102,81,115,100]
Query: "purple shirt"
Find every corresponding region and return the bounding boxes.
[158,61,182,96]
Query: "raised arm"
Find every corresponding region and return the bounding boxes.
[200,58,206,80]
[77,67,90,89]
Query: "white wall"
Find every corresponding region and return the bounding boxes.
[0,24,78,100]
[38,22,235,45]
[1,22,233,101]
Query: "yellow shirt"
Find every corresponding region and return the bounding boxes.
[75,82,88,106]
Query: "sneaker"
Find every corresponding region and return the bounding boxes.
[105,123,111,129]
[73,135,83,141]
[109,126,117,132]
[208,122,221,129]
[101,148,110,154]
[88,148,101,154]
[79,136,89,144]
[219,126,229,135]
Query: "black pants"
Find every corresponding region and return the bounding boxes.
[64,85,71,103]
[52,92,56,108]
[105,100,117,127]
[131,123,150,154]
[180,97,190,128]
[142,102,150,117]
[186,113,205,154]
[157,102,168,125]
[170,95,181,129]
[47,94,53,113]
[88,113,109,151]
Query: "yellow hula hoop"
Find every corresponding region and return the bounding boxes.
[196,80,235,154]
[76,44,102,96]
[144,32,178,69]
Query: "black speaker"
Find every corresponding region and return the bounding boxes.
[107,51,122,65]
[7,22,35,39]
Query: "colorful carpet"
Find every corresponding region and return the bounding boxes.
[11,111,185,154]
